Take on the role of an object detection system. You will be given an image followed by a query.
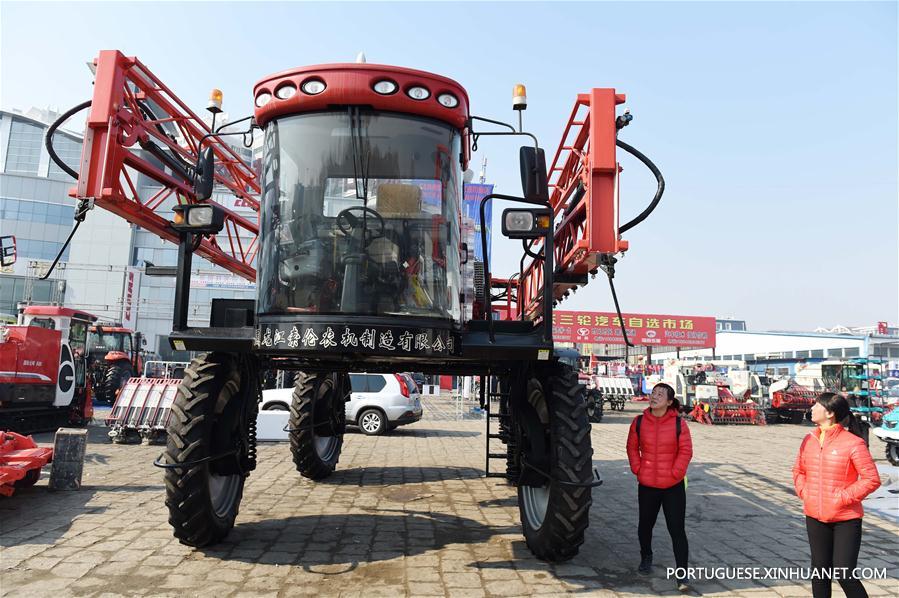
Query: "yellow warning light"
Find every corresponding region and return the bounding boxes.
[207,88,223,114]
[173,210,185,225]
[536,214,551,230]
[513,84,527,111]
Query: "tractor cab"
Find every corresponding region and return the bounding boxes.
[86,325,141,404]
[252,64,471,364]
[87,326,134,363]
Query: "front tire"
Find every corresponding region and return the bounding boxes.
[163,353,252,547]
[886,442,899,466]
[290,372,348,479]
[517,365,593,562]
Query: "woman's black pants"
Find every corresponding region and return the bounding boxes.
[805,516,867,598]
[637,480,688,569]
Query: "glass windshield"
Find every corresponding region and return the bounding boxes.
[88,331,125,352]
[257,111,462,321]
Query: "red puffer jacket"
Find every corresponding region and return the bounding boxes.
[793,424,881,522]
[627,408,693,489]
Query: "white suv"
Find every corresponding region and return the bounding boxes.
[260,372,422,435]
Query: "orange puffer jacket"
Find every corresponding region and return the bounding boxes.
[792,424,881,522]
[627,408,693,489]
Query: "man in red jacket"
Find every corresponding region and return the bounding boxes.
[627,382,693,591]
[793,393,880,598]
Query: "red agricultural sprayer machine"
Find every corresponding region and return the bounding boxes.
[41,50,665,561]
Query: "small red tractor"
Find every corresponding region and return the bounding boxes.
[0,306,95,433]
[45,50,665,561]
[87,325,143,405]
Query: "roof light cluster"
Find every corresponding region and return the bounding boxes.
[255,76,459,110]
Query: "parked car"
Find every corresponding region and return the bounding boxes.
[260,372,422,435]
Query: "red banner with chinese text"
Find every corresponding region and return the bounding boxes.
[552,311,716,348]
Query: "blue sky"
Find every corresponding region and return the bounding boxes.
[2,1,896,330]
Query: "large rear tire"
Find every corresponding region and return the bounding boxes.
[97,362,133,404]
[516,365,593,562]
[290,372,349,480]
[163,353,252,547]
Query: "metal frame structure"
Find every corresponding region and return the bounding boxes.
[75,50,260,280]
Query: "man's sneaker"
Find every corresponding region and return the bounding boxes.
[637,555,652,575]
[676,578,690,592]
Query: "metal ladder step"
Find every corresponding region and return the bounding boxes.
[487,452,507,459]
[487,433,504,440]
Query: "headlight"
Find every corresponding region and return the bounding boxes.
[275,83,297,100]
[301,79,326,95]
[373,80,398,95]
[505,211,534,232]
[255,92,272,107]
[406,86,430,101]
[187,206,214,227]
[437,93,459,108]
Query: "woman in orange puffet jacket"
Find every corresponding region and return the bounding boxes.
[793,393,881,598]
[626,383,693,591]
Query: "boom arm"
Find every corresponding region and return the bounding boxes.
[513,89,633,320]
[71,50,261,280]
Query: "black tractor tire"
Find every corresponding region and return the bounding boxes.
[789,411,805,425]
[586,390,604,423]
[14,468,41,488]
[886,442,899,466]
[290,372,349,480]
[517,365,593,562]
[97,362,133,405]
[163,353,250,547]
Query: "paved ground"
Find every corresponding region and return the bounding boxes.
[2,399,897,597]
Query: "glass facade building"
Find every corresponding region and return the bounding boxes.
[0,109,258,358]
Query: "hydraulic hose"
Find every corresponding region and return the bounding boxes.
[617,139,665,234]
[45,100,92,180]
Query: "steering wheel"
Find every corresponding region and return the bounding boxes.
[336,206,385,246]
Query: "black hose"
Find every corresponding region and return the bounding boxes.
[46,100,92,180]
[606,267,634,347]
[617,139,665,234]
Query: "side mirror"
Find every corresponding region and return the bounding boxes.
[519,146,548,203]
[0,235,16,267]
[194,147,215,201]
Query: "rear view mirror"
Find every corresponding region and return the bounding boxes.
[194,147,215,201]
[519,146,548,203]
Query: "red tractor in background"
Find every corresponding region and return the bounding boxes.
[0,306,95,433]
[87,325,143,404]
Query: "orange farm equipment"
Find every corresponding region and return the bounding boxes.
[44,49,666,562]
[768,379,816,424]
[689,385,766,425]
[0,306,95,433]
[0,431,53,496]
